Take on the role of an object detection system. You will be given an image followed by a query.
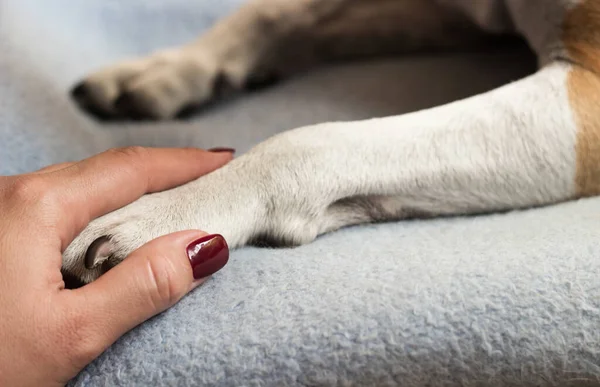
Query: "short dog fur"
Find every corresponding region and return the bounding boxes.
[64,0,600,285]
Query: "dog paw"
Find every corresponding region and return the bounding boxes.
[61,166,258,285]
[71,47,226,120]
[62,195,176,285]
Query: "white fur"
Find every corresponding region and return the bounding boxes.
[64,0,584,284]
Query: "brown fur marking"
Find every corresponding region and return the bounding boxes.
[564,0,600,196]
[563,0,600,74]
[568,67,600,197]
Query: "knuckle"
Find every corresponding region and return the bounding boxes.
[9,176,46,200]
[109,146,150,164]
[143,254,188,311]
[107,146,150,182]
[8,176,60,209]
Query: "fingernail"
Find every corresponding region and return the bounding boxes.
[208,147,236,154]
[186,234,229,280]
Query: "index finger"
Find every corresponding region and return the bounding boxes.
[48,146,233,246]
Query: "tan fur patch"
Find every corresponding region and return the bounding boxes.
[564,0,600,196]
[563,0,600,74]
[568,68,600,197]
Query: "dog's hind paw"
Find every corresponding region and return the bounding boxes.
[70,47,229,120]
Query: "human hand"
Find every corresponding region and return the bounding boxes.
[0,147,233,386]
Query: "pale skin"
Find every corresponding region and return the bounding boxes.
[0,147,232,386]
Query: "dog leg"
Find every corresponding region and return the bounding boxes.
[71,0,488,120]
[63,61,595,284]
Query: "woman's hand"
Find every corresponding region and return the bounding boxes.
[0,146,233,386]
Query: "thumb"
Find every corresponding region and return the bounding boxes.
[71,231,228,351]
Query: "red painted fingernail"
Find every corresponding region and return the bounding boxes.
[208,147,236,154]
[186,234,229,280]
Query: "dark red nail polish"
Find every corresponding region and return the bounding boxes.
[186,234,229,280]
[208,147,236,154]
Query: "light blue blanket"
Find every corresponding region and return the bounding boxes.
[3,1,600,386]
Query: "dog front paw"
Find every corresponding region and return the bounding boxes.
[62,195,178,285]
[61,166,260,285]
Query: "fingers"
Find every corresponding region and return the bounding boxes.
[65,231,229,360]
[46,147,233,245]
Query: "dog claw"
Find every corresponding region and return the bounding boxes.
[84,236,113,269]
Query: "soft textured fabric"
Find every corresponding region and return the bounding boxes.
[4,1,600,386]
